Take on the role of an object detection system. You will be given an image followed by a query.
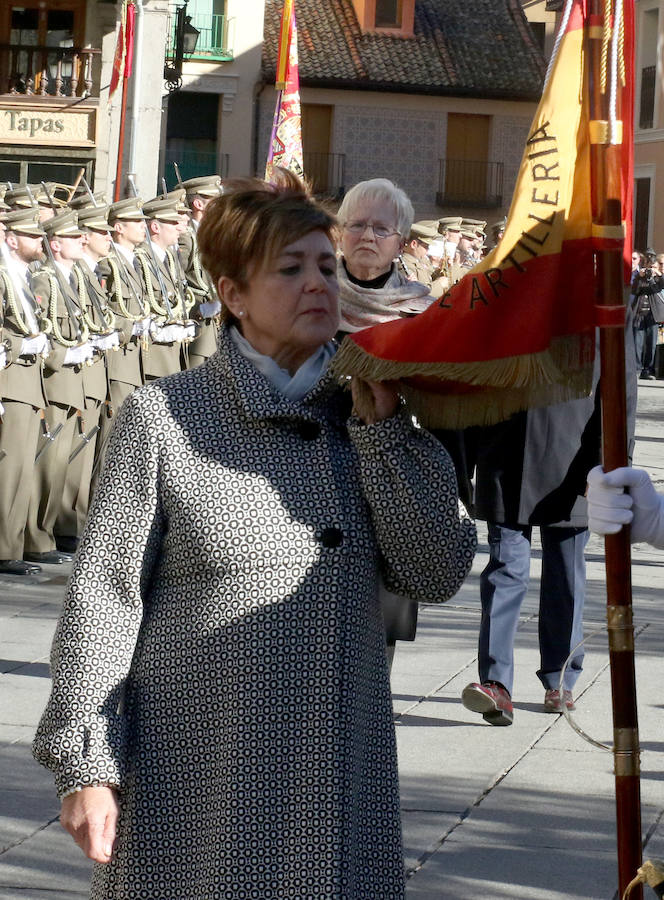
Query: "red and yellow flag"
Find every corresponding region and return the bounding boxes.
[265,0,303,181]
[333,0,634,429]
[109,0,135,98]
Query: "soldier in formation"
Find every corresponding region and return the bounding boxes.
[0,175,222,575]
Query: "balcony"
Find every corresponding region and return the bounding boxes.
[166,9,233,62]
[303,152,345,200]
[639,65,656,130]
[0,43,100,99]
[436,158,504,209]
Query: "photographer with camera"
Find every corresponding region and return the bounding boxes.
[631,247,664,380]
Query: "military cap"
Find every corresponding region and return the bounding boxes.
[437,216,462,233]
[108,197,147,223]
[142,196,181,223]
[5,184,63,210]
[69,190,107,211]
[2,207,43,236]
[42,209,83,238]
[462,217,487,228]
[77,205,111,232]
[181,175,222,198]
[161,187,188,213]
[409,221,439,243]
[4,186,38,209]
[491,217,507,236]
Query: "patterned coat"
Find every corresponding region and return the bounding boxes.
[33,326,476,900]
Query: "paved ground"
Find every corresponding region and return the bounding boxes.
[1,379,663,899]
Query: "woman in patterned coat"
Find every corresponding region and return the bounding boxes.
[33,171,476,900]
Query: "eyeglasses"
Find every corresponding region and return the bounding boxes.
[344,221,400,240]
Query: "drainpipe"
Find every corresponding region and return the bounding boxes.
[252,77,266,178]
[126,0,146,189]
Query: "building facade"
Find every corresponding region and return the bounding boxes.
[634,0,664,252]
[1,0,551,220]
[259,0,546,220]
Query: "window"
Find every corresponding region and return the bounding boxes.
[375,0,401,29]
[163,92,219,189]
[638,8,659,130]
[633,177,651,252]
[529,22,546,53]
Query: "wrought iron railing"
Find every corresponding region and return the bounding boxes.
[303,152,345,199]
[0,43,100,98]
[639,65,656,130]
[166,10,233,61]
[436,158,504,208]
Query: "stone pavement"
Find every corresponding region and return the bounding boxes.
[1,380,663,899]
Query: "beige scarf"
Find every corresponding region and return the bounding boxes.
[337,259,432,333]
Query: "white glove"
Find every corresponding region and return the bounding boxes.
[20,333,50,357]
[131,316,153,338]
[64,342,95,366]
[0,345,6,369]
[587,465,664,548]
[0,399,4,416]
[182,321,198,340]
[199,300,221,318]
[150,322,182,344]
[90,331,121,352]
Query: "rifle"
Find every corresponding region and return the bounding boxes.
[75,177,117,335]
[33,183,84,343]
[127,176,178,323]
[82,174,147,320]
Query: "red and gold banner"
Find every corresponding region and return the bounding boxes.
[333,0,633,429]
[109,0,135,98]
[265,0,303,181]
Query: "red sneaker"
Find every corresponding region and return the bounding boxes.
[544,689,575,713]
[462,681,513,726]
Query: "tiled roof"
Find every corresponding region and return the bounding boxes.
[262,0,546,100]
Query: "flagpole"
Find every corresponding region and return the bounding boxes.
[114,70,130,202]
[587,2,642,896]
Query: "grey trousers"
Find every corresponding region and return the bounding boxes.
[478,523,588,696]
[0,401,42,559]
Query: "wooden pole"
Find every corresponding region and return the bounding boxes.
[66,167,86,201]
[587,3,642,897]
[114,71,130,202]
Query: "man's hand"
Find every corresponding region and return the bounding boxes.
[60,785,119,864]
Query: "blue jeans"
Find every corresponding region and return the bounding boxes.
[634,312,658,373]
[478,523,588,696]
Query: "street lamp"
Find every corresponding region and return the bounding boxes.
[164,1,200,92]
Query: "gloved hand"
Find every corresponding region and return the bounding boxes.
[587,465,664,548]
[90,331,120,352]
[150,322,182,344]
[20,333,50,358]
[131,317,153,338]
[64,342,95,366]
[0,345,6,369]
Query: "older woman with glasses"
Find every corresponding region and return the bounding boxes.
[33,171,476,900]
[337,178,475,668]
[336,178,432,332]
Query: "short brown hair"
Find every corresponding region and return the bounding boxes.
[198,168,336,301]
